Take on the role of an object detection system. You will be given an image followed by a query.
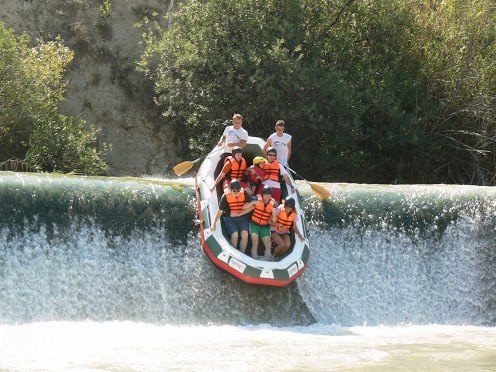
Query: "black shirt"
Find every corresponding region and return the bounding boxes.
[219,190,251,215]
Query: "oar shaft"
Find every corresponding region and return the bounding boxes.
[193,145,228,163]
[283,164,309,184]
[283,164,331,200]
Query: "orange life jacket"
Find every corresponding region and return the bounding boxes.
[251,197,275,226]
[275,208,297,232]
[226,191,246,213]
[225,156,247,181]
[263,160,280,182]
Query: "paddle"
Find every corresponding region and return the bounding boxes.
[172,145,227,176]
[283,164,331,200]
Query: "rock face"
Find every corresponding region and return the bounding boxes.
[0,0,178,176]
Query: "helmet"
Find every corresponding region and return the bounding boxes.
[266,147,277,155]
[230,179,241,191]
[261,185,272,195]
[284,196,296,208]
[232,146,243,155]
[253,156,267,166]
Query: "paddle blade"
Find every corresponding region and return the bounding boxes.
[172,161,194,176]
[309,182,331,200]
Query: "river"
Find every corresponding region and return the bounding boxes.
[0,173,494,370]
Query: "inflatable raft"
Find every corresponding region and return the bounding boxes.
[195,136,310,286]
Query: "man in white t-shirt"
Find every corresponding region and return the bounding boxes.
[263,120,292,165]
[218,113,249,155]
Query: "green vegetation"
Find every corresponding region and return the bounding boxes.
[0,22,108,175]
[139,0,496,185]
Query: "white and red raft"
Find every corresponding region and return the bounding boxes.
[195,136,310,287]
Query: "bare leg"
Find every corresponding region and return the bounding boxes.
[271,232,285,256]
[262,236,272,259]
[273,234,291,257]
[239,230,249,253]
[250,233,259,258]
[230,231,239,249]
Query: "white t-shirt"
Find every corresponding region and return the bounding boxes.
[223,125,249,146]
[268,132,292,165]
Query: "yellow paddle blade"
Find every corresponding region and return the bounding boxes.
[172,161,194,176]
[309,182,331,200]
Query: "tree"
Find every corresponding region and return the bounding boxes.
[140,0,496,184]
[0,22,108,175]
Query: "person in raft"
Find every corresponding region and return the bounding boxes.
[242,185,277,260]
[210,146,251,195]
[262,147,296,203]
[247,156,267,196]
[270,196,304,260]
[217,113,249,160]
[210,180,251,254]
[263,119,292,166]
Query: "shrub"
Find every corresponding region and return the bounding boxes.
[0,21,109,175]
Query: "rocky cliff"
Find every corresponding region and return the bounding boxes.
[0,0,177,176]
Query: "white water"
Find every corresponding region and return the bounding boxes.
[1,223,495,370]
[299,219,491,326]
[1,181,495,370]
[0,322,495,370]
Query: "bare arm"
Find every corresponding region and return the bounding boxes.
[231,203,253,217]
[211,172,226,192]
[270,212,277,225]
[225,139,247,152]
[292,219,304,240]
[268,210,278,226]
[232,193,256,217]
[218,134,226,146]
[211,161,231,192]
[282,173,296,191]
[210,209,224,232]
[262,137,272,154]
[287,140,292,162]
[241,200,256,211]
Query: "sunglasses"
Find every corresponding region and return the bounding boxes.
[232,189,241,193]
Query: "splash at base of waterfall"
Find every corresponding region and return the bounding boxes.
[1,322,495,370]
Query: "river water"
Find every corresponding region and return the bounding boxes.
[1,322,495,370]
[0,173,494,370]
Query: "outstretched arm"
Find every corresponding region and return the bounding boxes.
[211,171,227,192]
[234,203,254,217]
[211,161,231,192]
[292,220,304,240]
[241,200,256,211]
[282,173,296,192]
[210,209,224,232]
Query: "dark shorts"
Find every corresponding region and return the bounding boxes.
[224,215,249,236]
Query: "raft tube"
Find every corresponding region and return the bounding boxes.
[195,136,310,286]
